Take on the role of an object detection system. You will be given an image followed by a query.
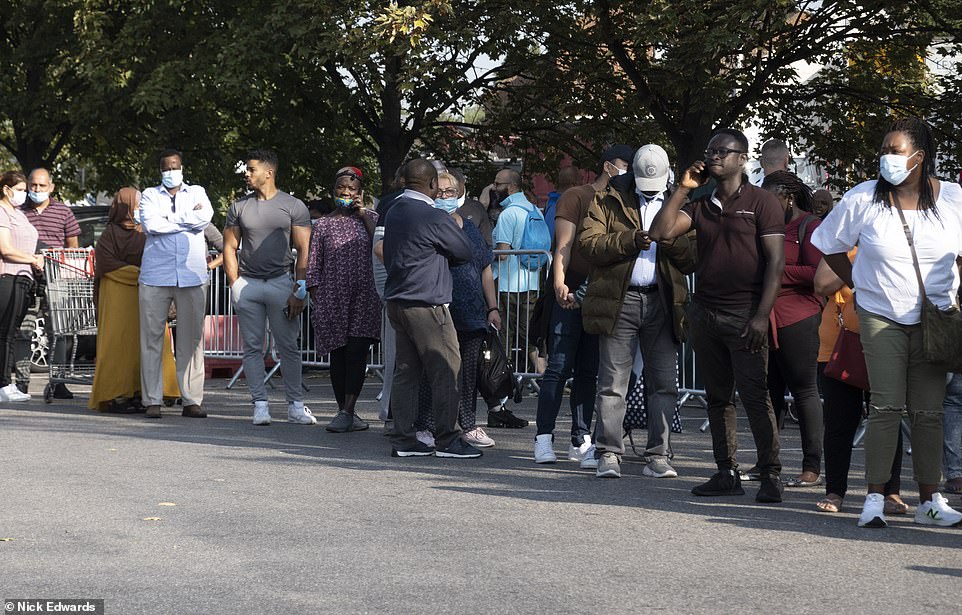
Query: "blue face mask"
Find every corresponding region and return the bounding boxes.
[334,196,353,208]
[879,152,919,186]
[433,197,459,214]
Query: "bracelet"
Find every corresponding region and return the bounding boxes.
[487,307,499,314]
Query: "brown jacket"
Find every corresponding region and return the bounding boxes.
[578,183,697,341]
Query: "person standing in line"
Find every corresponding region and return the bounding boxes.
[758,171,825,488]
[579,144,697,479]
[0,171,42,403]
[812,117,962,528]
[138,149,212,419]
[751,138,791,186]
[15,167,80,398]
[382,159,480,458]
[532,144,633,466]
[449,167,493,247]
[649,129,786,504]
[223,149,316,427]
[306,166,381,433]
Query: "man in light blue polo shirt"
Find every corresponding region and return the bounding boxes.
[491,167,545,376]
[138,148,213,419]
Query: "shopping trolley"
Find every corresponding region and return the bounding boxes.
[42,248,97,403]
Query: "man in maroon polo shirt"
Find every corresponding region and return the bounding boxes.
[14,167,81,397]
[649,128,786,504]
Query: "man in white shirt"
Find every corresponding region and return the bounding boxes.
[138,149,213,419]
[578,144,696,479]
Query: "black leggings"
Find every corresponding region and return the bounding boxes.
[415,329,484,432]
[328,337,375,408]
[0,274,34,388]
[768,313,823,474]
[819,362,902,498]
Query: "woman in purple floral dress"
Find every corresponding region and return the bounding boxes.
[306,167,381,433]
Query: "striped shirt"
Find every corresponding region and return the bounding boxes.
[21,199,80,248]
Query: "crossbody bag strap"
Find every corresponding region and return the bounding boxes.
[890,192,928,302]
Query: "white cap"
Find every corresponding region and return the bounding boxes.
[633,144,670,193]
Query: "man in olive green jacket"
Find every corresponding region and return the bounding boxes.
[578,144,696,479]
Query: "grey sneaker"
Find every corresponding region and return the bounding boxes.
[643,457,678,478]
[326,411,355,433]
[351,413,370,431]
[596,452,621,478]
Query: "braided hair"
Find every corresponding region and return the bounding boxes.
[873,117,938,214]
[761,170,814,213]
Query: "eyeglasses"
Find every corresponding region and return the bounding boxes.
[438,188,458,198]
[704,147,746,159]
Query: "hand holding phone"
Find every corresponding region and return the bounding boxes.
[680,161,709,190]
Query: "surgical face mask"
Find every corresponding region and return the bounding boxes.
[879,152,919,186]
[334,196,353,208]
[161,169,183,189]
[28,191,49,204]
[606,162,627,178]
[434,197,459,214]
[456,194,466,208]
[8,189,27,207]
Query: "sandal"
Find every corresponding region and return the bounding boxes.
[815,494,843,513]
[786,472,824,488]
[883,495,909,515]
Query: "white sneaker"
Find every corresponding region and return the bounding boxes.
[0,384,29,402]
[915,493,962,526]
[463,427,495,448]
[252,401,271,426]
[534,434,557,463]
[568,435,592,461]
[858,493,887,528]
[416,430,436,448]
[287,401,317,425]
[579,445,599,469]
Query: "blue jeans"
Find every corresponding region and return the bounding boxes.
[535,302,599,446]
[944,372,962,481]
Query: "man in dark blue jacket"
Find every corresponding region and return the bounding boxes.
[383,159,480,458]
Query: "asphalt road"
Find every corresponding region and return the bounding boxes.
[2,371,960,614]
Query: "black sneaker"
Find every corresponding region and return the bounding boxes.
[487,407,529,429]
[691,469,745,497]
[391,442,435,457]
[756,475,784,503]
[53,383,74,399]
[435,438,483,459]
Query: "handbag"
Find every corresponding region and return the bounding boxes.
[893,195,962,372]
[823,292,870,390]
[477,326,522,402]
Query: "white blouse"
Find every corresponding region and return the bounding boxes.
[811,179,962,325]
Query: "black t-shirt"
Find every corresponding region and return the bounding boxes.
[681,179,784,309]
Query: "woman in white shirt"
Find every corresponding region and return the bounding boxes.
[812,117,962,529]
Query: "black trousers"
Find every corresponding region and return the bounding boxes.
[818,363,902,498]
[329,336,375,408]
[688,301,781,476]
[0,274,34,388]
[768,313,824,474]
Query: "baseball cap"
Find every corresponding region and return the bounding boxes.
[633,144,670,193]
[601,144,636,165]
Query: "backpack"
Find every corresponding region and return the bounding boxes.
[504,201,551,270]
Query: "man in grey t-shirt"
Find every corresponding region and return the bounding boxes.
[223,149,315,426]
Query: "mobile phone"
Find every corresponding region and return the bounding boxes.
[283,306,291,318]
[698,162,711,184]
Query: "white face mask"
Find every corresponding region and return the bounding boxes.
[457,193,466,208]
[8,189,27,207]
[161,169,184,189]
[606,163,627,178]
[28,191,50,204]
[879,152,919,186]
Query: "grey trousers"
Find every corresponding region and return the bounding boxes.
[139,283,206,406]
[232,275,303,403]
[594,289,678,458]
[378,311,396,421]
[386,301,462,450]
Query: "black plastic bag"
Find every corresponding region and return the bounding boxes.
[477,326,522,402]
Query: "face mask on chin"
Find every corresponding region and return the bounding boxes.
[879,152,919,186]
